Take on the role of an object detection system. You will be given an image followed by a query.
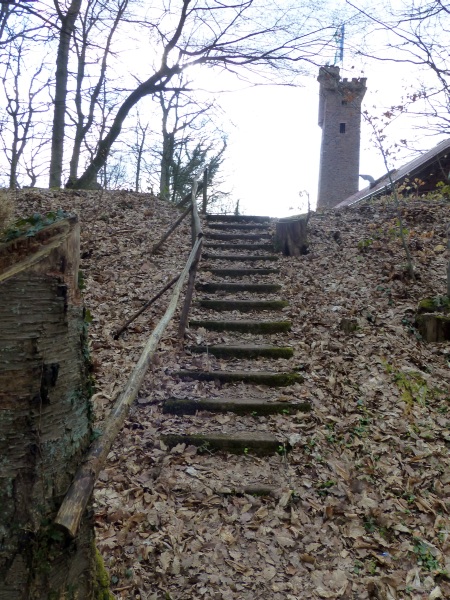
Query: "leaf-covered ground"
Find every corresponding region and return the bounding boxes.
[12,190,450,599]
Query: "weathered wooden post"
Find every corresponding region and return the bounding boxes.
[275,214,310,256]
[0,216,103,599]
[447,223,450,298]
[201,167,208,215]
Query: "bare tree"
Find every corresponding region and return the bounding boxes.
[67,0,129,184]
[0,34,51,188]
[130,112,149,192]
[69,0,333,189]
[346,0,450,136]
[48,0,82,188]
[157,83,215,200]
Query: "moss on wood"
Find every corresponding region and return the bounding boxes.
[203,252,278,262]
[163,397,311,416]
[417,296,450,314]
[189,319,292,334]
[175,370,303,386]
[197,299,288,312]
[161,432,285,456]
[189,344,293,359]
[202,267,279,277]
[196,282,281,293]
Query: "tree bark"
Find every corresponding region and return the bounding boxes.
[275,214,309,256]
[159,96,174,200]
[49,0,82,188]
[0,216,98,598]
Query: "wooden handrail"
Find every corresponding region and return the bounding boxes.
[178,176,204,338]
[191,180,203,242]
[54,237,203,538]
[201,167,208,215]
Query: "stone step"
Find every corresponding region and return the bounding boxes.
[189,319,291,333]
[160,431,284,456]
[197,299,288,312]
[174,370,303,386]
[163,396,310,416]
[206,214,271,223]
[189,344,293,359]
[203,253,278,262]
[196,282,282,293]
[204,242,274,251]
[207,223,270,231]
[207,232,272,241]
[201,267,279,278]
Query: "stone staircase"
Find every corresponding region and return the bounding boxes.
[161,214,310,456]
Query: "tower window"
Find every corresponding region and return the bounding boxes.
[341,100,348,105]
[340,122,346,134]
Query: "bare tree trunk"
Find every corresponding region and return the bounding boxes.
[72,64,177,189]
[68,0,128,183]
[159,96,173,200]
[135,122,148,192]
[0,216,100,598]
[49,0,82,188]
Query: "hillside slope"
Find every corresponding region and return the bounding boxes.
[11,190,450,600]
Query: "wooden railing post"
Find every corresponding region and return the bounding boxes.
[201,167,208,215]
[179,177,203,338]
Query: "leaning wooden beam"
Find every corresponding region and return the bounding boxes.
[150,204,192,255]
[113,274,180,339]
[54,237,203,538]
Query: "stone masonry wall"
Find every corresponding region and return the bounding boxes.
[317,66,366,209]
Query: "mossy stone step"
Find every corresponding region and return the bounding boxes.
[202,268,279,277]
[174,370,303,386]
[196,282,282,293]
[163,397,311,416]
[189,344,293,359]
[197,299,288,312]
[203,253,278,262]
[189,319,291,333]
[206,214,271,223]
[208,223,270,231]
[160,431,285,456]
[207,232,272,241]
[164,397,310,416]
[204,242,274,251]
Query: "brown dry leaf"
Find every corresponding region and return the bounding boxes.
[16,191,450,598]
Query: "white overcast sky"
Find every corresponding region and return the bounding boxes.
[208,0,449,218]
[217,59,446,217]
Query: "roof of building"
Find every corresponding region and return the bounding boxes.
[335,137,450,208]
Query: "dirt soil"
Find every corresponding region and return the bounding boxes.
[11,189,450,600]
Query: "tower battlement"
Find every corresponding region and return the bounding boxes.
[317,66,367,208]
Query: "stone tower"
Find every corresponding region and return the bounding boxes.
[317,66,367,208]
